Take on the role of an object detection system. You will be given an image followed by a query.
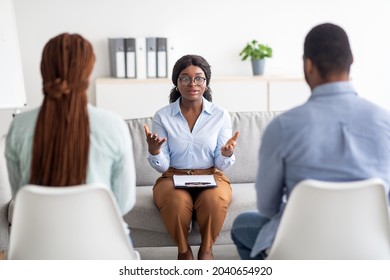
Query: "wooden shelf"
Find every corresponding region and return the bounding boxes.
[95,76,310,119]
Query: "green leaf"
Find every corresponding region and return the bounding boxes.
[239,39,273,60]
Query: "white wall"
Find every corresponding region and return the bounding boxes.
[1,0,389,136]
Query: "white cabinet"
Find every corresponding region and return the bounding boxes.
[210,76,267,112]
[95,78,171,119]
[95,76,310,119]
[268,78,311,111]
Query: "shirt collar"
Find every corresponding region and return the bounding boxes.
[311,81,357,98]
[171,96,213,116]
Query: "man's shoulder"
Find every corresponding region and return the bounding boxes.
[357,98,390,118]
[273,104,308,123]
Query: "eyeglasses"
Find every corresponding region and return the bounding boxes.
[178,76,206,86]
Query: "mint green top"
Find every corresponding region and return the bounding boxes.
[5,104,136,214]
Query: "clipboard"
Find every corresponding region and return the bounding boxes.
[173,175,217,189]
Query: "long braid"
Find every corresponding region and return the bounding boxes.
[29,33,95,186]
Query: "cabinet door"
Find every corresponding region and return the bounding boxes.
[95,77,309,119]
[268,80,310,111]
[212,78,267,112]
[96,79,172,119]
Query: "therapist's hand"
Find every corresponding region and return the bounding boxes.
[221,131,240,157]
[144,124,167,155]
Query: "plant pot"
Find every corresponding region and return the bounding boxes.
[251,59,265,76]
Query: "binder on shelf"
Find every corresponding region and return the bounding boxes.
[156,37,168,78]
[125,38,136,78]
[108,38,126,78]
[135,37,147,79]
[146,37,157,78]
[167,38,176,79]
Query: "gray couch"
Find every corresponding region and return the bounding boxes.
[123,111,281,248]
[0,111,281,254]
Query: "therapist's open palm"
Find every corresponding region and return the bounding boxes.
[221,131,240,157]
[144,124,167,155]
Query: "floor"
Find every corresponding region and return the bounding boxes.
[136,244,240,260]
[0,245,241,260]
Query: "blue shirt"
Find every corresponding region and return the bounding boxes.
[148,97,235,173]
[252,81,390,257]
[5,104,136,214]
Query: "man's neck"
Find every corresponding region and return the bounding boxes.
[311,72,350,89]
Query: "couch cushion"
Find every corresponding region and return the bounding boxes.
[126,117,161,186]
[224,111,282,184]
[126,111,282,186]
[124,186,165,233]
[124,183,256,234]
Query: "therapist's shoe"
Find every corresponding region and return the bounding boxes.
[178,245,194,260]
[198,249,214,260]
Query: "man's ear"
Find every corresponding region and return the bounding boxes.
[303,57,313,74]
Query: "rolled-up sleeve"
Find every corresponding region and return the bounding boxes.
[147,114,170,173]
[214,110,235,171]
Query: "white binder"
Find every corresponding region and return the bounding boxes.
[146,37,157,78]
[108,38,126,78]
[135,37,147,79]
[156,37,167,78]
[125,38,136,78]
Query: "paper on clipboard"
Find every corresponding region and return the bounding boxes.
[173,175,217,188]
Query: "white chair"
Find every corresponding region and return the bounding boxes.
[267,178,390,260]
[8,184,140,260]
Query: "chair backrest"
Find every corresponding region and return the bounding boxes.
[8,184,140,260]
[267,178,390,260]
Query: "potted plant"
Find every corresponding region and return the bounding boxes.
[239,40,272,76]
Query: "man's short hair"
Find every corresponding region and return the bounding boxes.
[304,23,353,78]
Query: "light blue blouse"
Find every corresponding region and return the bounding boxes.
[5,104,136,214]
[147,97,235,173]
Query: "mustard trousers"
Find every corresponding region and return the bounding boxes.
[153,167,232,253]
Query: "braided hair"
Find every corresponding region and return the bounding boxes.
[30,33,95,186]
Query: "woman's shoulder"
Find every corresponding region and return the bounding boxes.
[88,104,124,123]
[8,107,40,134]
[153,102,175,119]
[204,98,228,115]
[87,105,128,133]
[13,107,39,121]
[156,103,172,113]
[6,108,39,158]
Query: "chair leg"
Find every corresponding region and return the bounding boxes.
[0,250,7,260]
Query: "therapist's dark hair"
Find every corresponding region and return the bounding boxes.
[169,54,212,103]
[304,23,353,78]
[30,33,95,186]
